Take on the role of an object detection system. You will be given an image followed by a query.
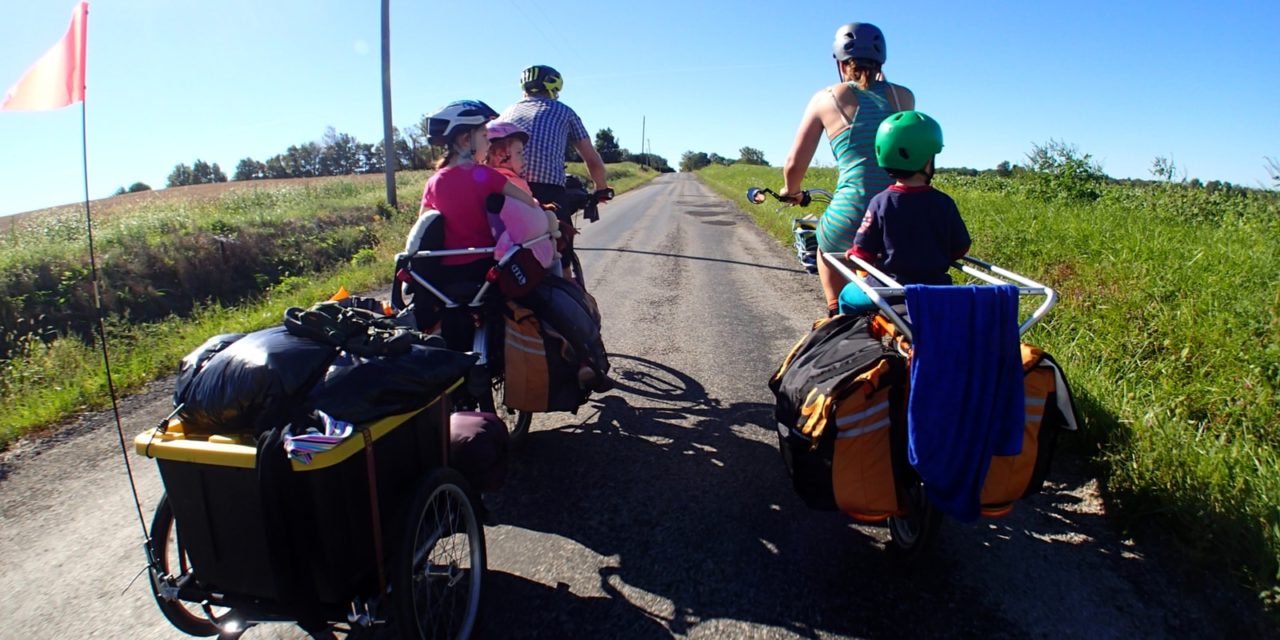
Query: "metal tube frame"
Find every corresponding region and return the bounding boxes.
[823,252,1058,343]
[394,233,552,310]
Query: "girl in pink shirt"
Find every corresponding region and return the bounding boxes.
[418,100,538,268]
[483,121,534,195]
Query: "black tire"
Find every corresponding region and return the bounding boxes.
[492,374,534,444]
[886,483,942,554]
[394,469,486,640]
[148,495,238,638]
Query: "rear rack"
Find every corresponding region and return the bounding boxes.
[823,253,1059,343]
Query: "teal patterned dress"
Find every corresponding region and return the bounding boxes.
[818,80,900,254]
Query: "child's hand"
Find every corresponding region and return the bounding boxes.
[541,202,559,212]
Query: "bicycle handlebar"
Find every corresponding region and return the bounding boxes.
[746,186,832,207]
[581,189,613,222]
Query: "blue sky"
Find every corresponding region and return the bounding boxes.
[1,0,1277,217]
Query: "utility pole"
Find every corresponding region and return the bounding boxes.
[380,0,397,208]
[641,116,646,168]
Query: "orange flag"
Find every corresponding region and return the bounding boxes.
[1,2,89,112]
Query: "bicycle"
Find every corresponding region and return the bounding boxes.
[745,186,833,274]
[390,210,546,442]
[556,175,613,289]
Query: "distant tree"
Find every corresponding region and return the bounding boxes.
[625,150,671,172]
[355,142,378,174]
[1266,156,1280,188]
[708,152,731,166]
[191,159,227,184]
[680,151,711,172]
[1150,155,1181,182]
[320,127,362,175]
[995,160,1013,177]
[234,157,266,181]
[263,155,291,179]
[566,139,582,163]
[166,163,195,187]
[112,182,150,195]
[1023,139,1107,202]
[595,128,623,163]
[737,146,768,166]
[405,122,434,170]
[283,143,323,178]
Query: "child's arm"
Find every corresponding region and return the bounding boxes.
[949,200,972,259]
[502,180,538,208]
[849,200,884,261]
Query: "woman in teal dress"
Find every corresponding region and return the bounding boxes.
[780,22,914,316]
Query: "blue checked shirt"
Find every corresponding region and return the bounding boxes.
[499,97,590,186]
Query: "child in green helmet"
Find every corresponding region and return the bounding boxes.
[849,111,971,286]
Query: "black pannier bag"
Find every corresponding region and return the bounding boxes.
[769,315,909,519]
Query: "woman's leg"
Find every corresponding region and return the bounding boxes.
[816,250,842,316]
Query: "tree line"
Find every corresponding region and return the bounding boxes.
[679,147,769,172]
[572,128,671,172]
[151,119,672,191]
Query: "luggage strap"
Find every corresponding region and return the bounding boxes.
[360,427,388,595]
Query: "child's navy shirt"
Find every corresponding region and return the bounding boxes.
[851,184,971,285]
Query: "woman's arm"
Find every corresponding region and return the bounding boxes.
[892,84,916,111]
[782,91,827,196]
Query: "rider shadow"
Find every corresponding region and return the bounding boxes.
[482,355,1019,638]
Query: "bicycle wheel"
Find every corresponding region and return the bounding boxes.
[886,483,942,554]
[394,469,486,640]
[148,495,239,638]
[491,374,533,444]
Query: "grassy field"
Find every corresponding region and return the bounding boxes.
[698,163,1280,597]
[0,162,658,447]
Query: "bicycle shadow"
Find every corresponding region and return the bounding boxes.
[481,355,1019,638]
[478,571,671,639]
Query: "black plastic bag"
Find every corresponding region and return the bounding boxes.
[173,333,245,407]
[178,327,339,437]
[306,344,478,425]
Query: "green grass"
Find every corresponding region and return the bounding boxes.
[698,163,1280,594]
[0,163,658,447]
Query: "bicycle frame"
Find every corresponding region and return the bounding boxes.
[393,233,550,364]
[824,252,1058,344]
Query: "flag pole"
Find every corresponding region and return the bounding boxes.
[75,47,149,539]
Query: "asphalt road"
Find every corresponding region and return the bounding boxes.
[0,173,1265,639]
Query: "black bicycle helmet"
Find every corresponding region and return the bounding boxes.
[520,65,564,99]
[425,100,499,146]
[832,22,886,64]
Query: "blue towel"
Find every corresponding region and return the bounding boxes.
[905,284,1025,522]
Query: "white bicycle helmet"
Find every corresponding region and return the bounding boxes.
[426,100,499,146]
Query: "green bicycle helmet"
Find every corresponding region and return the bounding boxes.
[521,65,563,98]
[875,111,944,172]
